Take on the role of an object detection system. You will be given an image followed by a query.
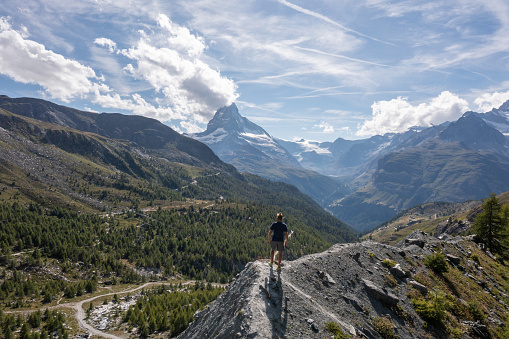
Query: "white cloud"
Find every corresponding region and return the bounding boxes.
[94,37,117,53]
[0,13,237,128]
[170,124,183,134]
[315,121,335,133]
[90,84,183,121]
[357,91,470,136]
[474,90,509,112]
[180,120,203,134]
[0,17,97,101]
[179,1,371,90]
[118,14,238,122]
[156,14,206,57]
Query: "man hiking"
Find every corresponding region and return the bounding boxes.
[267,212,289,271]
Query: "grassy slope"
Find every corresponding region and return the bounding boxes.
[362,190,509,245]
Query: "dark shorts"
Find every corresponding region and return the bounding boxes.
[270,241,285,252]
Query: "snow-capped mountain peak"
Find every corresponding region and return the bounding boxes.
[192,103,300,167]
[470,100,509,136]
[205,103,268,136]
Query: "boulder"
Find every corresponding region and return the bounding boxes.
[318,270,336,286]
[405,238,425,248]
[311,323,319,332]
[362,279,399,306]
[463,321,489,339]
[389,264,406,279]
[486,251,497,260]
[446,254,461,265]
[408,280,428,294]
[342,295,364,312]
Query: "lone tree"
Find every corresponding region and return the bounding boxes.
[473,193,509,256]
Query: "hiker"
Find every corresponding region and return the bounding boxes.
[267,212,288,271]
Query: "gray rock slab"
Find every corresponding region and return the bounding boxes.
[362,279,399,306]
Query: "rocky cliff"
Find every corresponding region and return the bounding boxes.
[179,231,509,338]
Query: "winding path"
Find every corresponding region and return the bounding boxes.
[73,283,159,339]
[6,280,224,338]
[73,281,205,338]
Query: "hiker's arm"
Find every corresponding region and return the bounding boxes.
[284,231,289,246]
[267,230,273,244]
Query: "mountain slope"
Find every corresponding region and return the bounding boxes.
[193,103,348,205]
[0,96,357,244]
[0,95,227,169]
[180,232,509,338]
[329,112,509,231]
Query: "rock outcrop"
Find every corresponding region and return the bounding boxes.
[179,231,509,338]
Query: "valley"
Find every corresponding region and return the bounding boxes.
[1,95,509,338]
[0,96,356,338]
[1,1,509,338]
[190,100,509,232]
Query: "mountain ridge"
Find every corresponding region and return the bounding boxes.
[0,95,228,169]
[179,230,509,338]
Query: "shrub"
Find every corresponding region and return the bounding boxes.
[411,291,449,326]
[325,321,351,339]
[373,316,396,339]
[467,301,485,322]
[382,259,397,268]
[385,274,398,288]
[424,253,449,274]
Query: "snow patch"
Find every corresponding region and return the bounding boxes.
[194,128,227,144]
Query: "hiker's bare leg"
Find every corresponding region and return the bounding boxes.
[278,252,283,267]
[270,249,275,264]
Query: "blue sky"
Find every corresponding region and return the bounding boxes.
[1,0,509,142]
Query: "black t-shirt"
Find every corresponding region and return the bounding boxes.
[270,221,288,242]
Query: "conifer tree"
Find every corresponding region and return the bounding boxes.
[473,193,509,256]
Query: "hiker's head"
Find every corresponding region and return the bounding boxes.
[277,213,283,221]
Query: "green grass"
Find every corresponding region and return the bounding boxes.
[325,321,351,339]
[423,253,449,274]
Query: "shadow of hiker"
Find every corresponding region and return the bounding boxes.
[260,266,288,338]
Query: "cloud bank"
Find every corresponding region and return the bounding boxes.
[0,17,97,101]
[314,121,335,133]
[357,91,470,136]
[0,14,238,132]
[114,14,238,123]
[474,90,509,112]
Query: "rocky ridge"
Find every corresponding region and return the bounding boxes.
[179,231,509,338]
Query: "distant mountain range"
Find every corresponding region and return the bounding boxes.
[0,95,357,243]
[282,102,509,231]
[192,103,348,206]
[4,94,509,234]
[192,100,509,232]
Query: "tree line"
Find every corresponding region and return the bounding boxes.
[122,282,223,337]
[0,198,344,306]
